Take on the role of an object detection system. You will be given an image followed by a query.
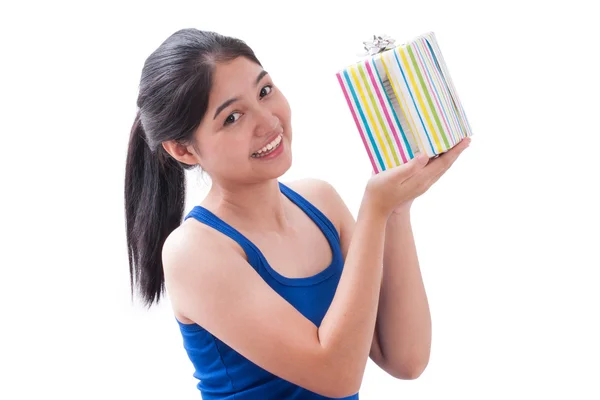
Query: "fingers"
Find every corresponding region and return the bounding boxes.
[374,137,470,185]
[392,152,430,181]
[426,138,471,184]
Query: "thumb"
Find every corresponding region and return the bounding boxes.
[392,152,429,177]
[413,152,430,166]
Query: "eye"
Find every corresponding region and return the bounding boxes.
[224,112,241,126]
[260,84,273,98]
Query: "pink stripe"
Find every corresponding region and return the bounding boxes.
[336,72,379,173]
[421,40,460,143]
[427,39,469,136]
[364,61,408,163]
[415,40,454,146]
[421,40,462,144]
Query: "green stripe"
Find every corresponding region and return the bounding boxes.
[407,45,451,149]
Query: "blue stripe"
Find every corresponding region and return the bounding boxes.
[392,47,435,154]
[343,68,386,171]
[414,41,459,146]
[424,38,471,138]
[371,58,414,159]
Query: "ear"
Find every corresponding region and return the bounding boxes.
[162,140,200,167]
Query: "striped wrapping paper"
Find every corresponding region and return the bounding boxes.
[336,32,473,173]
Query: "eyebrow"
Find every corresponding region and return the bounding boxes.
[213,70,270,120]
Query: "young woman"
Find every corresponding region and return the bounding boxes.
[124,28,470,399]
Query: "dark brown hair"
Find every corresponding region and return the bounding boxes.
[124,28,262,307]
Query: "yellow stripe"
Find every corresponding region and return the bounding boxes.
[418,40,459,145]
[358,64,400,166]
[399,47,443,153]
[350,65,392,168]
[380,55,425,155]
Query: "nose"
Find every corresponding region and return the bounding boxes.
[254,108,280,137]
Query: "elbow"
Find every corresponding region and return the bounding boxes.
[331,384,362,399]
[319,363,363,399]
[385,357,430,380]
[388,365,426,380]
[327,372,362,399]
[326,386,360,399]
[315,381,360,399]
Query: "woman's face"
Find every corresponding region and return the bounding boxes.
[193,56,293,185]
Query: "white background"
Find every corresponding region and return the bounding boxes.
[1,0,599,398]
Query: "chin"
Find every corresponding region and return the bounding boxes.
[266,149,292,181]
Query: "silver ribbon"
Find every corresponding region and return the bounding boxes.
[358,34,397,57]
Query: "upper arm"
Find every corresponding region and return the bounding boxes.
[162,226,358,398]
[286,179,387,369]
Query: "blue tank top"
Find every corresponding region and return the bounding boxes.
[176,182,359,399]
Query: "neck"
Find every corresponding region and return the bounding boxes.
[203,178,289,232]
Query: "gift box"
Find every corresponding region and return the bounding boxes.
[336,32,473,173]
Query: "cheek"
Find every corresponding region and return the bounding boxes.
[213,135,250,161]
[277,95,292,125]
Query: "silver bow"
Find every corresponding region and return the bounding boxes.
[359,34,397,57]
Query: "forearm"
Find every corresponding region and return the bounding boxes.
[378,210,431,377]
[318,198,387,387]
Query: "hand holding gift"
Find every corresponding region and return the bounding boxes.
[336,32,473,174]
[364,136,471,216]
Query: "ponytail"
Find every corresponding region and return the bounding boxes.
[124,111,186,307]
[124,28,262,306]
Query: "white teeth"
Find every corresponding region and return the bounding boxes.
[252,134,282,158]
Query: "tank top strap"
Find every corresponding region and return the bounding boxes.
[183,206,263,270]
[183,181,341,271]
[277,182,340,244]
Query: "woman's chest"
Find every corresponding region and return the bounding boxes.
[249,219,333,279]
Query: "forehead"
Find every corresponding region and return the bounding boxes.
[209,57,264,102]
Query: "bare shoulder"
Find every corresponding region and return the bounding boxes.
[161,217,244,288]
[284,178,347,230]
[161,216,249,323]
[284,178,344,207]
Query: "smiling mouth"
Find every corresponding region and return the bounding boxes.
[251,134,283,158]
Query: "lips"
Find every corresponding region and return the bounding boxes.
[252,132,283,155]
